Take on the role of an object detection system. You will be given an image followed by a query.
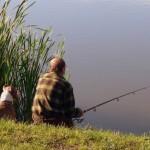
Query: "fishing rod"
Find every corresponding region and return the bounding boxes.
[73,86,150,123]
[84,86,150,113]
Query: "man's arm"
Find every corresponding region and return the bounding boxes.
[63,85,83,118]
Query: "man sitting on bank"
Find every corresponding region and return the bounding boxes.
[32,57,83,127]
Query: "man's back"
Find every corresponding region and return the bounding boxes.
[33,72,72,114]
[32,57,83,126]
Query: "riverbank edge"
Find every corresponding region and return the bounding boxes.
[0,119,150,150]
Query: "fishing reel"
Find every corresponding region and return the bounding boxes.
[73,117,84,123]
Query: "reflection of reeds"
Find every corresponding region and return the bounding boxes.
[0,0,65,122]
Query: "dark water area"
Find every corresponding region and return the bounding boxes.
[7,0,150,134]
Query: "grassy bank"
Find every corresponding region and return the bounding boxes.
[0,119,150,150]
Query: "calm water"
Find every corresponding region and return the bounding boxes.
[8,0,150,134]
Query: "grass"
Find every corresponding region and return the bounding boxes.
[0,119,150,150]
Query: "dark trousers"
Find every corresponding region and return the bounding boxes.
[32,113,74,128]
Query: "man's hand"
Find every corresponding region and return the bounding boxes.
[77,107,84,117]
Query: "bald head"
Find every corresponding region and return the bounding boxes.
[50,57,66,74]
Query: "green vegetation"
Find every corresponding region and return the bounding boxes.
[1,2,150,149]
[0,119,150,150]
[0,0,65,122]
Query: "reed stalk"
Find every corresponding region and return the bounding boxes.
[0,0,65,122]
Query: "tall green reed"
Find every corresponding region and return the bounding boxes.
[0,0,65,122]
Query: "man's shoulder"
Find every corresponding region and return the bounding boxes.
[39,72,73,89]
[39,72,56,80]
[40,72,51,78]
[60,78,73,90]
